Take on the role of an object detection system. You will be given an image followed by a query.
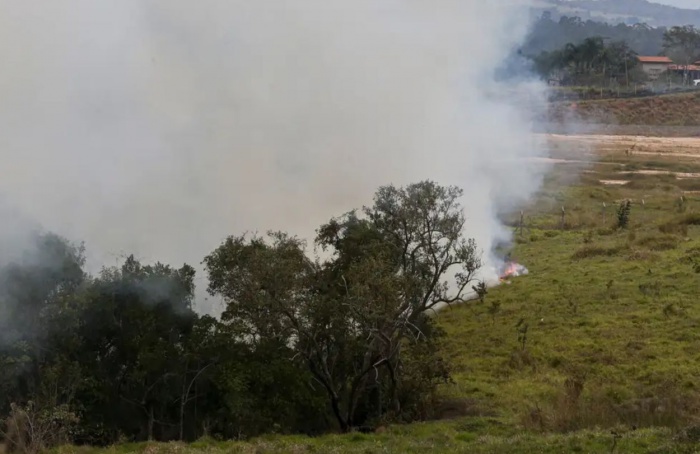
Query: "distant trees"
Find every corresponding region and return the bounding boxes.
[663,25,700,65]
[526,13,700,88]
[531,37,641,87]
[663,25,700,84]
[0,181,483,449]
[524,14,666,57]
[530,24,700,88]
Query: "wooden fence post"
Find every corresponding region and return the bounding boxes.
[560,206,566,230]
[602,202,607,226]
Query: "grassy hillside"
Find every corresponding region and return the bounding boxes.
[534,0,700,28]
[440,162,700,431]
[54,146,700,452]
[549,91,700,127]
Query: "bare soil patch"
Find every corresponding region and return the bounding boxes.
[599,180,629,185]
[543,134,700,160]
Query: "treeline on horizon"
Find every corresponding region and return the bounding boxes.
[524,14,700,89]
[523,14,667,57]
[0,181,483,452]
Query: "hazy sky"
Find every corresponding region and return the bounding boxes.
[644,0,698,9]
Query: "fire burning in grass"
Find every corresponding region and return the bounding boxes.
[499,260,529,282]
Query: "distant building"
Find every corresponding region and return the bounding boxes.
[637,56,673,81]
[668,64,700,81]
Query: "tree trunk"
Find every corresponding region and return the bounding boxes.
[180,363,188,441]
[179,386,186,441]
[147,405,155,441]
[345,346,379,430]
[347,372,372,430]
[331,396,349,432]
[385,361,401,414]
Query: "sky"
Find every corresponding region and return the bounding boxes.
[654,0,699,8]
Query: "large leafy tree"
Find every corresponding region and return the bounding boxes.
[531,37,642,86]
[204,181,481,431]
[72,256,198,442]
[1,181,482,446]
[0,232,86,413]
[663,25,700,84]
[663,25,700,64]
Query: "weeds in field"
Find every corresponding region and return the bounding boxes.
[617,200,632,229]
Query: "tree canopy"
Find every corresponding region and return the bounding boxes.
[663,25,700,65]
[530,36,642,86]
[523,14,667,57]
[0,181,483,450]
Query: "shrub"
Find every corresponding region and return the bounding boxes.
[617,200,632,229]
[2,402,79,454]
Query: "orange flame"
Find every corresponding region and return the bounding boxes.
[499,261,527,281]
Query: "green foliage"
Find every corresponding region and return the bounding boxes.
[663,25,700,65]
[0,233,314,446]
[530,36,642,87]
[203,181,481,433]
[2,401,79,454]
[524,14,667,57]
[515,319,529,352]
[14,149,700,453]
[617,200,632,229]
[0,180,487,448]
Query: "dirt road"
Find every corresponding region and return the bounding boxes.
[543,134,700,159]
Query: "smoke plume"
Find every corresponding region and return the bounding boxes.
[0,1,549,314]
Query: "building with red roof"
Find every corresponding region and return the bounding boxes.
[637,56,673,80]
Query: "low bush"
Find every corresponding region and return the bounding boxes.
[2,402,79,454]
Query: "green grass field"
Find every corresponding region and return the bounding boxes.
[53,146,700,453]
[49,426,697,453]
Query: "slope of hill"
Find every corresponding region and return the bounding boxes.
[522,11,667,56]
[549,91,700,129]
[533,0,700,27]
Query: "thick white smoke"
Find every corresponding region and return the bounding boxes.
[0,1,549,314]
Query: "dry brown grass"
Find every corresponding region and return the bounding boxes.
[549,91,700,127]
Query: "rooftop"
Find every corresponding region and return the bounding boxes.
[638,56,673,64]
[669,64,700,71]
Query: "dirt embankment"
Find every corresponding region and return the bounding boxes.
[545,91,700,133]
